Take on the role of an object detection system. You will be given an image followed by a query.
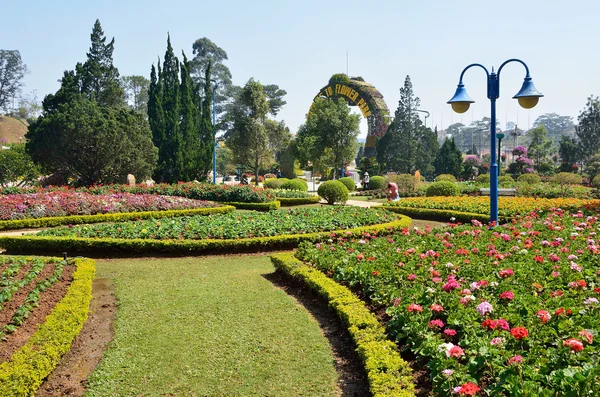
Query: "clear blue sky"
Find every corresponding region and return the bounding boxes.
[2,0,599,138]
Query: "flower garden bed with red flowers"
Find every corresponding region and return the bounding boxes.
[0,191,218,221]
[295,209,600,395]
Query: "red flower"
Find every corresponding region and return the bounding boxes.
[533,255,544,263]
[428,319,445,328]
[594,287,600,293]
[458,382,480,396]
[577,279,587,288]
[499,291,514,301]
[498,268,514,278]
[481,318,498,330]
[564,338,584,352]
[510,326,529,340]
[555,307,565,316]
[430,304,444,312]
[372,270,380,276]
[407,303,423,313]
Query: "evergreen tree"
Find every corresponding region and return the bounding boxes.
[527,125,554,173]
[434,138,463,177]
[79,20,124,107]
[179,53,201,181]
[558,135,582,172]
[376,75,436,173]
[198,60,215,179]
[355,145,364,168]
[576,96,600,161]
[26,20,157,185]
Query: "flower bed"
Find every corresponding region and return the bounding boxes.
[384,196,600,219]
[0,257,94,396]
[0,191,218,221]
[37,207,397,240]
[295,210,600,395]
[0,183,275,204]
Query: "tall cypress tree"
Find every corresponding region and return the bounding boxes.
[179,52,202,181]
[434,138,463,177]
[199,60,214,179]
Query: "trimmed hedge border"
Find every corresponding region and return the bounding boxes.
[0,215,412,255]
[270,253,415,397]
[222,201,280,211]
[383,206,510,224]
[0,206,236,231]
[0,257,95,396]
[277,196,321,206]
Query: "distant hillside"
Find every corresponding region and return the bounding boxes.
[0,115,28,144]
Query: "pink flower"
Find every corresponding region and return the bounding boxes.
[430,304,444,312]
[407,273,417,281]
[428,319,445,328]
[444,329,457,336]
[490,337,504,345]
[551,271,561,278]
[476,301,493,316]
[499,291,514,301]
[536,310,551,323]
[447,345,465,358]
[498,268,514,278]
[496,318,510,331]
[579,330,593,344]
[442,279,461,292]
[407,303,423,313]
[508,355,523,365]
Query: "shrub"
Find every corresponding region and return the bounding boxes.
[593,175,600,188]
[338,177,356,192]
[264,173,276,179]
[475,174,490,185]
[498,175,515,187]
[435,174,457,183]
[281,178,308,191]
[552,172,583,186]
[425,181,460,197]
[263,178,288,189]
[318,181,349,205]
[369,176,385,190]
[517,174,541,185]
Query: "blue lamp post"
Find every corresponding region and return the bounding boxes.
[448,59,543,225]
[212,80,218,184]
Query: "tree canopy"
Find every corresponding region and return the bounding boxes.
[296,97,360,178]
[27,20,157,185]
[0,50,28,112]
[433,138,463,177]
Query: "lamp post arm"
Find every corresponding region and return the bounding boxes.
[458,63,490,84]
[497,58,530,79]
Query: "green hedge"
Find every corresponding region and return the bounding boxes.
[270,253,415,397]
[277,196,321,206]
[384,206,509,224]
[0,206,236,231]
[0,216,412,255]
[0,257,95,396]
[222,201,280,211]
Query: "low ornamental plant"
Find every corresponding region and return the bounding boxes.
[317,180,349,205]
[296,209,600,395]
[0,192,217,221]
[37,207,397,240]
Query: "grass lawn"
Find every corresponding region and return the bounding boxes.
[86,255,339,397]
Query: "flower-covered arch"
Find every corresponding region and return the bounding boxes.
[309,74,391,158]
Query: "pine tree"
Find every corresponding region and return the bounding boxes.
[79,19,124,107]
[199,60,215,179]
[376,76,436,173]
[576,96,600,161]
[179,52,201,181]
[434,138,463,177]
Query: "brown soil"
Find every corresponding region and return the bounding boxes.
[264,269,371,397]
[0,263,76,362]
[36,277,116,397]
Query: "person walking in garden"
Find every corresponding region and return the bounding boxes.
[363,172,370,190]
[387,182,399,201]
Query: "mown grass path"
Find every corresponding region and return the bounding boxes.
[86,255,339,397]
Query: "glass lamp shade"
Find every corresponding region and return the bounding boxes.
[517,96,539,109]
[451,102,471,114]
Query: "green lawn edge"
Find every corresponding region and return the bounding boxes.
[0,215,412,255]
[270,253,415,397]
[0,206,236,230]
[0,257,95,396]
